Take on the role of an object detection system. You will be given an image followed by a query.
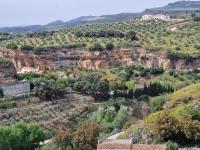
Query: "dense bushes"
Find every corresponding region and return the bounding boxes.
[150,95,168,113]
[91,105,129,133]
[88,42,103,51]
[165,50,197,60]
[134,82,174,98]
[6,42,18,49]
[72,73,109,100]
[146,112,200,145]
[62,43,86,49]
[54,122,99,150]
[21,45,34,51]
[73,29,125,38]
[33,78,64,100]
[185,107,200,121]
[194,16,200,22]
[105,42,114,50]
[125,31,138,41]
[0,123,45,150]
[33,47,45,55]
[0,89,3,98]
[166,141,179,150]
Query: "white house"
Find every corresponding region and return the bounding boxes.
[141,14,170,21]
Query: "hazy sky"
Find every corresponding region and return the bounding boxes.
[0,0,180,27]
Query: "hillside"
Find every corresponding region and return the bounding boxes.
[145,1,200,15]
[1,20,200,57]
[1,1,200,149]
[1,1,200,34]
[0,13,142,34]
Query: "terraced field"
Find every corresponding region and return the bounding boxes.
[0,94,94,130]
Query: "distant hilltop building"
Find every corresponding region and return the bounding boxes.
[141,14,170,21]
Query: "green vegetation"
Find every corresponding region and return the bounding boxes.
[150,94,169,113]
[6,42,18,49]
[90,105,129,137]
[54,121,99,150]
[0,123,45,150]
[166,141,179,150]
[145,112,200,145]
[1,20,200,58]
[1,16,200,149]
[71,72,109,100]
[33,78,64,100]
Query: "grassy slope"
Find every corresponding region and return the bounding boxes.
[146,83,200,123]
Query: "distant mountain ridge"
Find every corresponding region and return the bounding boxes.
[0,13,142,34]
[145,0,200,13]
[0,1,200,34]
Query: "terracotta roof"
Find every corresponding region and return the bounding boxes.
[131,144,166,150]
[97,143,165,150]
[97,143,132,149]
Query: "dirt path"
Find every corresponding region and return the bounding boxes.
[106,131,124,140]
[167,19,193,31]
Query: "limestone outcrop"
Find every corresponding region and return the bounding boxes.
[0,58,16,84]
[0,48,200,73]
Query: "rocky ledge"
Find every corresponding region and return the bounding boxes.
[0,48,200,73]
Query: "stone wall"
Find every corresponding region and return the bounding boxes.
[0,81,30,97]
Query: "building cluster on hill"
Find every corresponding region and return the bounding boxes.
[141,14,170,21]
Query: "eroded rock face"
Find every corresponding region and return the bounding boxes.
[0,59,16,84]
[0,48,200,72]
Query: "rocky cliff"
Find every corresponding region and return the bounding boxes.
[0,48,200,73]
[0,58,16,84]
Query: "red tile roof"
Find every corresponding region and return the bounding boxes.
[97,143,165,150]
[97,143,132,149]
[131,144,166,150]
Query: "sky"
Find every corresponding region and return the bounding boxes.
[0,0,180,27]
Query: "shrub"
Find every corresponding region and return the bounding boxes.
[125,31,137,41]
[113,106,129,129]
[6,42,18,49]
[33,47,45,55]
[149,67,164,75]
[0,89,3,98]
[54,129,73,150]
[147,112,181,142]
[166,141,179,150]
[88,42,103,51]
[33,78,63,100]
[105,42,114,50]
[72,73,109,100]
[169,70,176,76]
[62,43,86,49]
[137,95,149,101]
[72,122,99,150]
[0,123,45,150]
[150,95,168,113]
[21,45,34,51]
[185,107,200,121]
[146,112,200,145]
[194,16,200,22]
[134,82,174,98]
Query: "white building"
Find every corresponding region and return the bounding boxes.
[141,14,170,21]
